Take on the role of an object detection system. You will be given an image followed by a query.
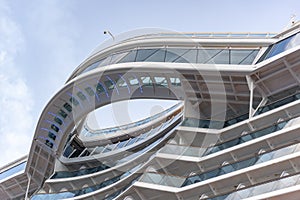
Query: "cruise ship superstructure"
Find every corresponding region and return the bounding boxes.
[1,23,300,200]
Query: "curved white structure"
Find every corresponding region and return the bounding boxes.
[2,23,300,200]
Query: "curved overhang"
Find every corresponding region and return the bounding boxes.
[68,36,275,81]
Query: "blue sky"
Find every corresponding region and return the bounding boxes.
[0,0,300,166]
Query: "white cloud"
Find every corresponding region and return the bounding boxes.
[0,2,34,166]
[0,0,82,166]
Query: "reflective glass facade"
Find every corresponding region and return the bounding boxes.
[257,31,300,62]
[78,48,259,77]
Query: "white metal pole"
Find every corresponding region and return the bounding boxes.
[25,173,31,200]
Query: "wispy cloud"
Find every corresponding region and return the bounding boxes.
[0,0,82,166]
[0,1,34,166]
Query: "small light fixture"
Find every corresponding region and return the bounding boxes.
[104,30,115,40]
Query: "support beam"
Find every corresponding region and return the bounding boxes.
[246,76,255,119]
[25,173,31,200]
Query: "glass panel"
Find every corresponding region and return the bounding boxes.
[173,49,197,63]
[267,37,293,59]
[140,173,185,187]
[136,49,158,61]
[207,49,229,64]
[249,181,275,196]
[230,50,258,64]
[81,59,102,73]
[110,51,129,64]
[0,162,26,181]
[118,50,137,63]
[198,49,222,64]
[211,174,300,200]
[288,33,300,48]
[165,49,189,62]
[144,49,166,62]
[116,140,127,149]
[239,50,259,64]
[255,92,300,115]
[179,143,296,188]
[126,137,138,146]
[258,32,300,62]
[219,164,235,174]
[98,56,112,67]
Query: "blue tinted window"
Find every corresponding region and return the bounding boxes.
[258,32,300,62]
[0,162,26,181]
[265,37,293,60]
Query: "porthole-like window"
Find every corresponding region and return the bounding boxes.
[63,103,72,112]
[58,109,68,118]
[48,132,56,141]
[54,117,62,125]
